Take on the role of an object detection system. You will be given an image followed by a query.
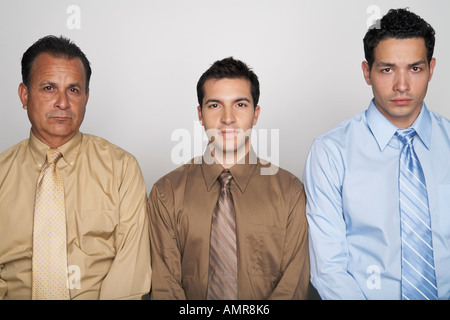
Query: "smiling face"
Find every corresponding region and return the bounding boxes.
[18,52,89,147]
[197,77,260,166]
[362,37,435,129]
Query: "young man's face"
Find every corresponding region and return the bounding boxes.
[362,37,436,129]
[198,78,260,163]
[18,53,89,147]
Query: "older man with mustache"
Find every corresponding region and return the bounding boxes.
[0,35,151,300]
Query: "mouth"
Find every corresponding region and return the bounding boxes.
[50,115,72,121]
[220,129,239,138]
[391,98,413,106]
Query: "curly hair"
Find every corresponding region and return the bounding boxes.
[363,8,435,69]
[196,57,260,109]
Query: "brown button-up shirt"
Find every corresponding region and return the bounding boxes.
[148,153,309,299]
[0,131,151,300]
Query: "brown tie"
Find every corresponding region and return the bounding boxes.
[32,148,70,300]
[207,170,238,300]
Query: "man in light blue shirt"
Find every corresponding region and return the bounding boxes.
[303,8,450,299]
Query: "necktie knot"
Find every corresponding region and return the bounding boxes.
[397,128,416,146]
[47,148,63,165]
[219,171,232,189]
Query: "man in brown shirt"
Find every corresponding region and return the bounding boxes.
[148,57,309,299]
[0,35,151,299]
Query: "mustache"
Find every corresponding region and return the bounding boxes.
[46,112,74,119]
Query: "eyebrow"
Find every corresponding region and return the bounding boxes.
[38,81,57,87]
[38,81,82,88]
[409,60,427,67]
[204,97,252,105]
[375,60,427,68]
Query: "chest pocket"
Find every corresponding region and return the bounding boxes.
[245,223,284,280]
[72,209,118,255]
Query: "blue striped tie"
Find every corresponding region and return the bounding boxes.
[398,128,438,300]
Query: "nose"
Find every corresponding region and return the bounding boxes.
[220,106,236,125]
[55,91,70,109]
[393,70,410,93]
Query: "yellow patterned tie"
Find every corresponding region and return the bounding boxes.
[32,148,70,300]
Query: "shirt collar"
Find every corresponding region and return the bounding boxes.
[366,99,431,151]
[411,103,432,150]
[29,130,82,168]
[200,148,258,194]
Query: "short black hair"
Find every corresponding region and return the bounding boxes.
[21,35,92,92]
[364,8,435,70]
[197,57,260,109]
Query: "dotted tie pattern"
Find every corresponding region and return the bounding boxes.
[32,148,70,300]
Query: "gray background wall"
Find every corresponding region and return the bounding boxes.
[1,0,449,193]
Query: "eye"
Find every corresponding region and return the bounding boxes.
[43,85,53,91]
[209,103,219,109]
[69,87,80,94]
[381,68,392,74]
[236,103,247,108]
[411,66,422,72]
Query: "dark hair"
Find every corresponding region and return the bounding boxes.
[197,57,260,109]
[364,8,435,70]
[21,35,92,92]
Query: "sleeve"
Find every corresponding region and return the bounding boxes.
[98,156,152,300]
[268,178,310,300]
[302,139,366,300]
[0,266,6,300]
[147,181,187,299]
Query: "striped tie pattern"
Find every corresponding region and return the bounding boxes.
[32,148,70,300]
[207,171,238,300]
[398,128,438,300]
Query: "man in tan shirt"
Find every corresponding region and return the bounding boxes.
[0,35,151,299]
[148,57,309,299]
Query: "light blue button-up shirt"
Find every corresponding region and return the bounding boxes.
[303,100,450,299]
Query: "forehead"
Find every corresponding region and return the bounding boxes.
[373,37,428,63]
[30,53,86,82]
[203,78,252,97]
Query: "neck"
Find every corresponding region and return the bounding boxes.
[31,129,77,148]
[207,141,251,169]
[373,101,422,129]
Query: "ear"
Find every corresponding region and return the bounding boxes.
[18,83,29,109]
[197,106,203,126]
[362,61,372,85]
[428,58,436,82]
[253,105,261,125]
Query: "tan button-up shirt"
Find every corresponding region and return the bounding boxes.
[0,131,151,300]
[148,154,309,299]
